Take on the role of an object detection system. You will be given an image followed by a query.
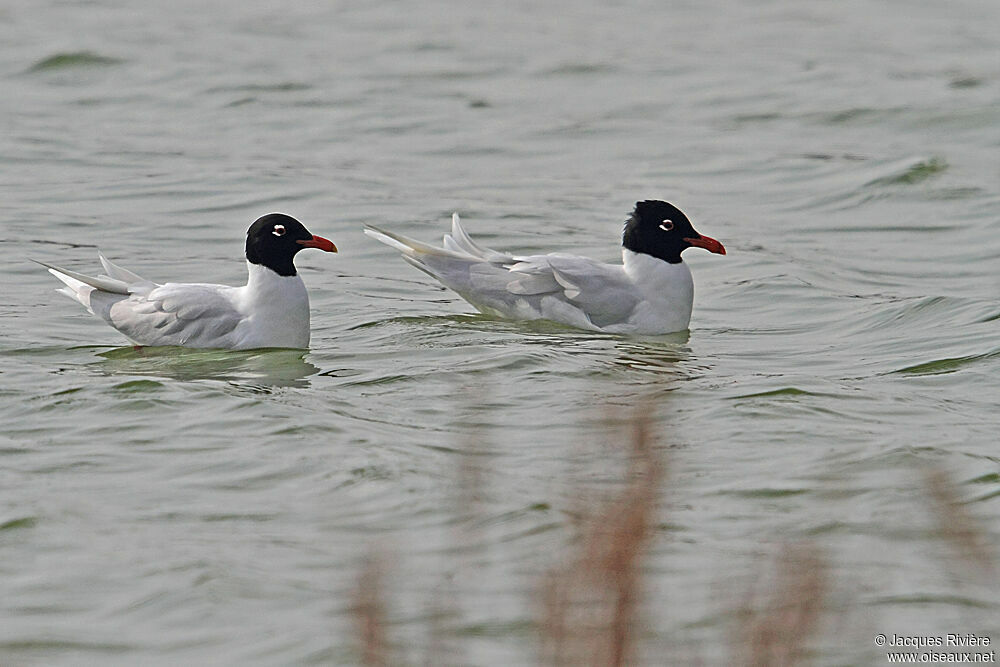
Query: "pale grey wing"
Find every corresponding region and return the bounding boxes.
[507,254,640,328]
[365,220,636,329]
[94,283,243,347]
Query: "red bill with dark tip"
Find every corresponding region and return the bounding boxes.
[684,235,726,255]
[297,235,337,253]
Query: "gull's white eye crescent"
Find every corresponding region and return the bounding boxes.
[272,224,286,237]
[659,219,674,232]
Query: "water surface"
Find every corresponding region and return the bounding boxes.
[1,0,999,664]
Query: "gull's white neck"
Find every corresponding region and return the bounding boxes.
[233,261,311,348]
[244,261,305,291]
[621,249,694,333]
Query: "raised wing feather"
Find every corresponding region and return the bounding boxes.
[441,214,513,264]
[98,253,157,294]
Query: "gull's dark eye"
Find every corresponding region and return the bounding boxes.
[272,224,286,237]
[659,219,674,232]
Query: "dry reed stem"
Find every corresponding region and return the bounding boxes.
[541,413,665,667]
[924,467,995,574]
[734,542,827,667]
[354,553,389,667]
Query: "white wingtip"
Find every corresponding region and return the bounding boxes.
[363,225,418,256]
[34,257,130,294]
[47,267,87,291]
[364,223,472,259]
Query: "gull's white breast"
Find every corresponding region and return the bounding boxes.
[229,262,311,349]
[618,249,694,334]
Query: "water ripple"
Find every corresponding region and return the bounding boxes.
[25,52,124,73]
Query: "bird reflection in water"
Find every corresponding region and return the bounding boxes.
[95,346,320,389]
[613,332,691,372]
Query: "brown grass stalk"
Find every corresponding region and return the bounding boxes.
[353,553,389,667]
[540,413,665,667]
[733,542,827,667]
[924,467,994,574]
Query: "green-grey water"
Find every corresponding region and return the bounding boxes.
[2,0,999,664]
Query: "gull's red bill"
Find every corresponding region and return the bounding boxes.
[684,235,726,255]
[297,235,337,253]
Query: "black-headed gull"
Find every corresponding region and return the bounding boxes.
[35,214,337,349]
[365,200,725,334]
